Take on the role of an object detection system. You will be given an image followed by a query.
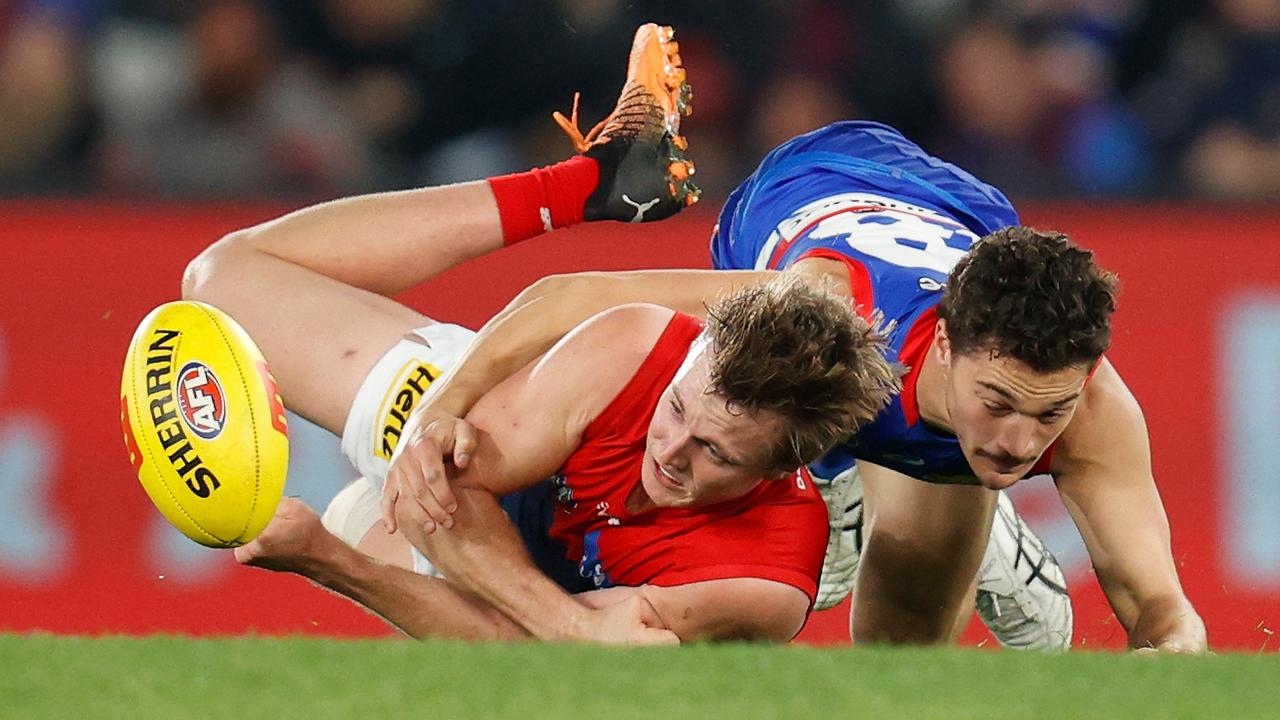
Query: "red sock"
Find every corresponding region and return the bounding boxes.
[487,156,600,246]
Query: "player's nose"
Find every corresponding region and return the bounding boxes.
[655,430,691,470]
[996,416,1037,462]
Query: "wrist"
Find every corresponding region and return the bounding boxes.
[301,535,362,589]
[1129,595,1206,652]
[420,382,477,420]
[557,605,595,643]
[509,592,592,642]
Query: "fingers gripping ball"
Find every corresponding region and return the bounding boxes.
[120,301,289,547]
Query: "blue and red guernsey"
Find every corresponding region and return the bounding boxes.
[712,121,1055,485]
[547,312,828,601]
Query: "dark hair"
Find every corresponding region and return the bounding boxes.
[938,225,1118,372]
[704,276,900,470]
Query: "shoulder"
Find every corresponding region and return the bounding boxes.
[525,303,681,421]
[532,303,678,380]
[457,304,683,491]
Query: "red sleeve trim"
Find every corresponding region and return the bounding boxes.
[897,307,939,427]
[793,248,876,323]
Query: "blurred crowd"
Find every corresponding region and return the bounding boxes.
[2,0,1279,201]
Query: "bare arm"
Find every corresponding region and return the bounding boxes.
[1052,360,1207,652]
[568,578,811,642]
[394,304,682,644]
[423,269,776,417]
[238,499,674,643]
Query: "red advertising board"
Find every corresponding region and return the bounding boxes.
[1,200,1278,650]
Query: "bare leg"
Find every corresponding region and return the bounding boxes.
[182,181,504,433]
[851,462,996,645]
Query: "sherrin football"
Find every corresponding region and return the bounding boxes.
[120,300,288,547]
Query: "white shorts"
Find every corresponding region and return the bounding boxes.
[339,322,476,491]
[332,322,475,577]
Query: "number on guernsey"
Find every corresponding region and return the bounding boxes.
[806,210,978,275]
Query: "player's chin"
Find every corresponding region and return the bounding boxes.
[652,484,695,508]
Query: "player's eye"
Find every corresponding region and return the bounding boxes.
[1038,411,1064,424]
[670,398,684,417]
[706,444,733,466]
[983,401,1010,416]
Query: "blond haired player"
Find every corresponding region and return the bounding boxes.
[184,25,899,644]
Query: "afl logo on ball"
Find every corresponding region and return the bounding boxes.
[176,361,227,439]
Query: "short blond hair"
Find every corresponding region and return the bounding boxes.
[704,276,899,470]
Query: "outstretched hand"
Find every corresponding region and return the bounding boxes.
[380,408,478,534]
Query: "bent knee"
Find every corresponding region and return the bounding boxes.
[180,230,253,302]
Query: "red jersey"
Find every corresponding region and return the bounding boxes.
[546,312,828,602]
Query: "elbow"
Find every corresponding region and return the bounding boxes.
[758,607,809,643]
[731,591,812,643]
[772,595,813,641]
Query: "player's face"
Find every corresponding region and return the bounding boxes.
[944,350,1088,490]
[642,349,787,509]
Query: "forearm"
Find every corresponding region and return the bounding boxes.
[299,533,529,641]
[422,269,775,417]
[398,485,592,640]
[210,181,503,297]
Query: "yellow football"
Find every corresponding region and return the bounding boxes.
[120,300,288,547]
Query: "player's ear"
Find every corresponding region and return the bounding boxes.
[765,467,793,482]
[934,319,952,368]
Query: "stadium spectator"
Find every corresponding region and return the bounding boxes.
[0,0,101,191]
[2,3,1277,201]
[89,0,372,197]
[1134,0,1280,199]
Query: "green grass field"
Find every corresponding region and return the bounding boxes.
[1,634,1274,719]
